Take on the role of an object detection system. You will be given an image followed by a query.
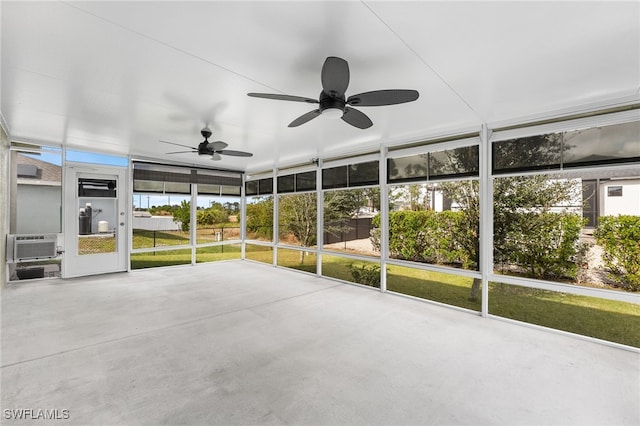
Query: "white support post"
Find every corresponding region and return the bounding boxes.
[379,145,389,292]
[316,159,323,277]
[272,168,278,266]
[190,182,197,265]
[479,124,493,317]
[240,173,246,260]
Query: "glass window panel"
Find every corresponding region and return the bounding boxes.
[130,248,192,270]
[277,248,317,274]
[133,180,164,193]
[387,181,479,271]
[489,282,640,348]
[322,166,348,189]
[245,196,273,242]
[493,175,595,282]
[323,188,380,257]
[296,171,316,192]
[277,174,295,194]
[387,265,481,311]
[66,150,128,167]
[164,182,190,194]
[428,145,479,179]
[278,193,317,247]
[258,178,273,195]
[563,121,640,167]
[245,243,273,264]
[493,133,562,173]
[321,254,381,288]
[196,194,241,244]
[607,186,623,197]
[132,193,191,248]
[12,149,62,234]
[196,244,241,263]
[348,160,379,187]
[221,185,241,196]
[198,184,220,195]
[388,154,428,183]
[245,180,258,196]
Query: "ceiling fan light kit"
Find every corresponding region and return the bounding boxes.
[248,56,419,129]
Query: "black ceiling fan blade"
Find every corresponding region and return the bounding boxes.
[288,109,321,127]
[247,93,318,104]
[208,141,228,151]
[342,107,373,129]
[165,150,196,154]
[218,150,253,157]
[159,140,195,149]
[347,89,419,106]
[321,56,350,97]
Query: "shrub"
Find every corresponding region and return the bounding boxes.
[595,215,640,291]
[350,263,381,288]
[500,212,585,280]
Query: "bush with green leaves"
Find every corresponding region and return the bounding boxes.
[350,263,381,288]
[595,215,640,291]
[372,210,472,268]
[499,212,585,280]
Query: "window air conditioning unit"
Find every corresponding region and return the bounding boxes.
[13,235,58,261]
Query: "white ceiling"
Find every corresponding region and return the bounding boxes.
[2,1,639,173]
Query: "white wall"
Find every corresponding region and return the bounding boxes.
[132,216,181,231]
[601,180,640,217]
[16,185,62,234]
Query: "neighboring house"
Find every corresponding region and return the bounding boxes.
[582,177,640,227]
[13,154,62,234]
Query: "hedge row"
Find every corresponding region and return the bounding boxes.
[372,210,585,280]
[595,215,640,291]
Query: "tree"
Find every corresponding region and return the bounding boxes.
[172,200,191,232]
[197,204,228,226]
[278,193,317,264]
[323,189,370,239]
[246,196,273,240]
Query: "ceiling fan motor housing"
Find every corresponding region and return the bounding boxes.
[319,91,345,117]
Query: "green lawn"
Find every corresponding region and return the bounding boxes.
[130,237,639,347]
[489,283,640,347]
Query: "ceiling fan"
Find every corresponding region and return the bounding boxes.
[248,56,419,129]
[160,127,252,161]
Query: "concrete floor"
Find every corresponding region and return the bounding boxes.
[2,261,639,425]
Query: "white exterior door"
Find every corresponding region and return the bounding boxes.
[63,166,127,277]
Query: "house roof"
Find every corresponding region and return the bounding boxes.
[16,153,62,186]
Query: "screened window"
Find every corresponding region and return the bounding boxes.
[322,166,348,189]
[277,175,295,194]
[388,154,428,182]
[296,171,316,192]
[563,121,640,167]
[348,161,379,187]
[323,160,379,189]
[429,146,479,179]
[245,178,274,196]
[388,145,479,183]
[492,134,562,173]
[10,144,63,235]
